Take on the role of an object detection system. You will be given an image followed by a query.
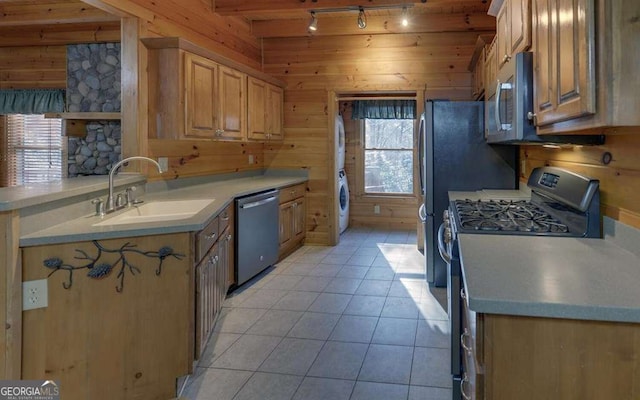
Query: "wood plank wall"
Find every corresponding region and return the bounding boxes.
[0,22,121,89]
[521,131,640,229]
[263,31,482,245]
[340,102,419,229]
[146,139,264,180]
[0,46,67,89]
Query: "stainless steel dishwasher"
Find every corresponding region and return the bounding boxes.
[235,189,280,285]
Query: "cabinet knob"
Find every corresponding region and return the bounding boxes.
[527,111,537,123]
[503,54,511,63]
[205,232,216,240]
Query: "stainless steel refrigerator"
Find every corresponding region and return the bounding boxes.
[419,101,518,287]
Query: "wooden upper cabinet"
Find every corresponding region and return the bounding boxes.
[247,77,267,140]
[248,77,284,141]
[484,38,498,97]
[218,66,247,140]
[184,52,219,138]
[533,0,596,127]
[496,0,532,70]
[267,84,284,140]
[533,0,640,133]
[144,38,285,142]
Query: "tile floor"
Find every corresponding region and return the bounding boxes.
[181,228,452,400]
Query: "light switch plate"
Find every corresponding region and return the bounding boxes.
[23,279,48,310]
[374,205,381,214]
[248,155,254,164]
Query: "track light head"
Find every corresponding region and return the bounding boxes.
[308,11,318,32]
[357,7,367,29]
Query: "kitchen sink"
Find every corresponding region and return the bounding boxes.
[93,199,213,226]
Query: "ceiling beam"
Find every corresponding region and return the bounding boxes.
[252,12,495,38]
[216,0,429,16]
[0,1,119,27]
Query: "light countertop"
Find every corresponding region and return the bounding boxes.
[19,174,307,247]
[458,230,640,323]
[0,175,146,212]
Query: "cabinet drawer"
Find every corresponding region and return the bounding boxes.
[218,203,233,233]
[279,183,306,204]
[195,216,219,263]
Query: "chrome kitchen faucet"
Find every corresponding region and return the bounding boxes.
[103,156,163,214]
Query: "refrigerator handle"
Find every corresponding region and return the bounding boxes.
[418,204,427,223]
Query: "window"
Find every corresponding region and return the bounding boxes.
[363,118,414,194]
[2,114,62,186]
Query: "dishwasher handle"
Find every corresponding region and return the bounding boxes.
[240,195,278,209]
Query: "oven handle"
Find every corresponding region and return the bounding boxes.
[418,204,427,223]
[437,223,451,264]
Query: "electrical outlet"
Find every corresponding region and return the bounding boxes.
[23,279,48,310]
[158,157,169,172]
[374,204,381,214]
[521,159,527,176]
[248,155,254,165]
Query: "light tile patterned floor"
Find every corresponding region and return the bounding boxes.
[181,228,452,400]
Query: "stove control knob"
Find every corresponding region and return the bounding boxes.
[444,227,452,244]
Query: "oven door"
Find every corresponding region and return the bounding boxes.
[438,222,462,378]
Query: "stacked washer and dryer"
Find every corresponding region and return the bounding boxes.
[336,114,349,234]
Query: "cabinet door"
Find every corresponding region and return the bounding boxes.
[533,0,596,126]
[218,66,247,140]
[195,242,219,358]
[225,230,235,290]
[510,0,531,55]
[184,52,219,138]
[496,1,511,70]
[216,233,227,314]
[267,84,284,140]
[279,201,293,248]
[292,198,306,241]
[247,77,267,140]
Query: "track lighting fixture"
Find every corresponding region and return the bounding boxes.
[308,11,318,32]
[357,7,367,29]
[401,7,409,27]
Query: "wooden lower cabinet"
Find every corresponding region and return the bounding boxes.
[465,308,640,400]
[21,233,192,400]
[194,204,233,359]
[278,183,306,260]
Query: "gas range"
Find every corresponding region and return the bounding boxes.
[447,166,601,240]
[442,167,600,400]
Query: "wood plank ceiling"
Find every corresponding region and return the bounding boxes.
[0,0,492,43]
[219,0,492,38]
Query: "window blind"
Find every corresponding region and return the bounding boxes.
[5,114,62,186]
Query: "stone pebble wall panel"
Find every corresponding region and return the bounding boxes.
[66,43,122,176]
[67,122,122,177]
[67,43,121,113]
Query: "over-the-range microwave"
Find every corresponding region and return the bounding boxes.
[485,52,603,145]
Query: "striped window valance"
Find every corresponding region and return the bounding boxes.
[352,100,417,120]
[0,89,65,114]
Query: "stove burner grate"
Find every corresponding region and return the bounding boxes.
[455,199,570,234]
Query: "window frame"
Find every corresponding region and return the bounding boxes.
[355,117,418,199]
